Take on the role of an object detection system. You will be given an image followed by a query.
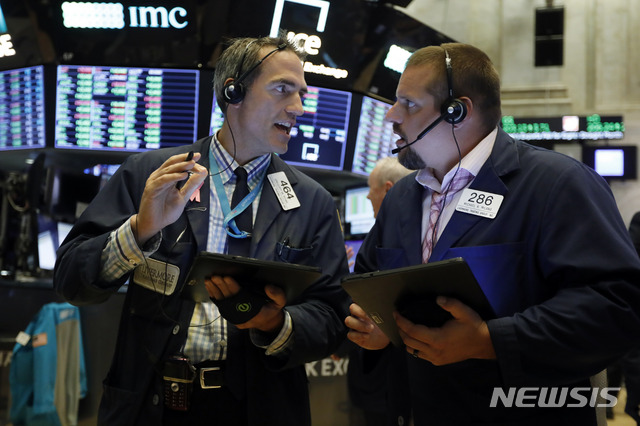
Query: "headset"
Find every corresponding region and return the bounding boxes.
[391,47,467,154]
[222,42,287,104]
[442,47,467,124]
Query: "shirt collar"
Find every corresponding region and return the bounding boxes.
[210,132,271,188]
[416,127,498,193]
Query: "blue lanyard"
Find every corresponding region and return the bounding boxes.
[208,149,269,239]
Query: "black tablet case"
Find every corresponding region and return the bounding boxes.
[341,257,495,346]
[183,252,322,303]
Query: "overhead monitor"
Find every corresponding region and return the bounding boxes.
[54,65,200,152]
[209,86,351,171]
[350,93,395,176]
[0,65,46,151]
[344,184,375,237]
[361,5,454,100]
[582,145,637,180]
[278,85,352,171]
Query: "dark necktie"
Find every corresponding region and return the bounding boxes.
[223,167,251,400]
[227,167,252,256]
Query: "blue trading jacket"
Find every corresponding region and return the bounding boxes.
[10,302,87,426]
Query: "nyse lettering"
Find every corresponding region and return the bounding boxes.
[305,357,349,377]
[285,31,349,79]
[0,34,16,57]
[287,32,321,55]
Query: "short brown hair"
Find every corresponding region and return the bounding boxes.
[213,35,306,114]
[407,43,501,132]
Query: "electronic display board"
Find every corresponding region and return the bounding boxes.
[0,65,46,150]
[54,65,199,151]
[350,94,394,175]
[344,184,375,236]
[501,114,624,141]
[207,85,351,171]
[279,85,351,170]
[210,86,351,171]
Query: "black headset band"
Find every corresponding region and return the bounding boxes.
[234,42,286,87]
[441,46,467,125]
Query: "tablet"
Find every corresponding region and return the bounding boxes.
[341,257,495,346]
[183,252,322,303]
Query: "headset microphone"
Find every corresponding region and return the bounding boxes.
[391,113,446,155]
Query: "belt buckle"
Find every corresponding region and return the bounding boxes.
[200,367,222,389]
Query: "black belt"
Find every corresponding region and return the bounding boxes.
[194,360,225,389]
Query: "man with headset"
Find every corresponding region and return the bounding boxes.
[54,35,350,426]
[345,42,640,425]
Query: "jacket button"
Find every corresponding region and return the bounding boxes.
[152,394,160,405]
[172,325,180,335]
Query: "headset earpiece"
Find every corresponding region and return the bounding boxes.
[222,41,287,105]
[442,98,467,124]
[442,48,467,124]
[223,80,245,104]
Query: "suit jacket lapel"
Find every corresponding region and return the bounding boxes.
[186,137,212,253]
[430,130,519,262]
[250,155,297,256]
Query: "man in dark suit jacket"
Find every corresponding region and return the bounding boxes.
[54,36,350,426]
[345,42,640,425]
[622,211,640,424]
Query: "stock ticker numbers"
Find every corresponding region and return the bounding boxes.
[501,114,624,141]
[54,65,199,151]
[351,96,394,175]
[0,66,46,149]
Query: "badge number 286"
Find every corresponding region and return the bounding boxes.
[468,191,494,206]
[455,188,504,219]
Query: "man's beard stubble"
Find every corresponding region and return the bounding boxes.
[398,146,426,170]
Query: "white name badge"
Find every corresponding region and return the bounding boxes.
[267,171,301,211]
[133,258,181,295]
[455,188,504,219]
[15,331,31,346]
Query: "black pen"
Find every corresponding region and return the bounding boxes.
[176,151,195,189]
[278,236,290,256]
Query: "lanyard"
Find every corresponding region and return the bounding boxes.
[208,149,269,239]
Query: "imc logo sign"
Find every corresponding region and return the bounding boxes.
[61,2,188,29]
